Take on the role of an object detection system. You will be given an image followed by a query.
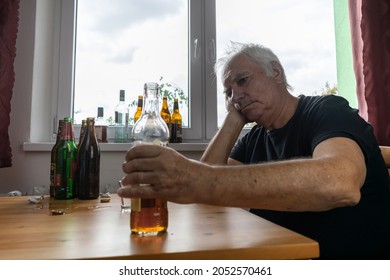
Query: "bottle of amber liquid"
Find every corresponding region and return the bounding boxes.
[50,120,64,197]
[160,95,171,134]
[131,82,170,235]
[170,97,182,143]
[133,95,143,124]
[54,117,78,200]
[77,117,100,199]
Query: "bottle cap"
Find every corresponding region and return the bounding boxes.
[97,107,104,117]
[120,90,125,101]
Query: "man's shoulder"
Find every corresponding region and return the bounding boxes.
[298,94,352,113]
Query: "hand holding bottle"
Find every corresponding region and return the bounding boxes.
[119,144,203,205]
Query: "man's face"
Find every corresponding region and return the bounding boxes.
[223,53,280,124]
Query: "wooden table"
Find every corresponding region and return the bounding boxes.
[0,195,319,260]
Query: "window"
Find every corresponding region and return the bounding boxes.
[215,0,338,126]
[74,0,189,127]
[55,0,340,142]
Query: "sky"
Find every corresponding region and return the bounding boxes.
[74,0,337,126]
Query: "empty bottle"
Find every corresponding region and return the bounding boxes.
[54,117,78,199]
[77,117,100,200]
[114,89,129,142]
[170,97,182,143]
[95,107,108,143]
[50,120,64,197]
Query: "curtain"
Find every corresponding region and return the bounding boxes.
[0,0,19,168]
[349,0,390,146]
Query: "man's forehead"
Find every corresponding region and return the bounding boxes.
[223,54,260,81]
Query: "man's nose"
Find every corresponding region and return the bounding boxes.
[230,86,244,103]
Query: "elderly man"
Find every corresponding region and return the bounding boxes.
[119,42,390,259]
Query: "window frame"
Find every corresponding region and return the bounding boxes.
[53,0,218,143]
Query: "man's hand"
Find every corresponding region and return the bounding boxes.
[119,144,206,204]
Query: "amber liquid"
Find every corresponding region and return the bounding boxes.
[130,198,168,235]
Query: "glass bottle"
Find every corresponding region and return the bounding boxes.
[160,95,171,134]
[170,97,183,143]
[50,120,64,197]
[133,95,143,124]
[77,117,101,199]
[54,117,78,200]
[114,89,129,143]
[95,107,108,143]
[130,82,170,235]
[78,119,87,145]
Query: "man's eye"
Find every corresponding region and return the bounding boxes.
[237,77,247,86]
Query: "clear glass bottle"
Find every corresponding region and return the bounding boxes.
[170,97,183,143]
[77,117,100,199]
[114,89,129,143]
[95,107,108,143]
[130,82,170,235]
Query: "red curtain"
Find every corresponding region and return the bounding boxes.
[349,0,390,146]
[0,0,19,168]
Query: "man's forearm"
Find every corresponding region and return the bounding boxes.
[201,111,245,164]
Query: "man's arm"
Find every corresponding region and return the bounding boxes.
[120,136,366,212]
[201,109,245,165]
[196,137,366,211]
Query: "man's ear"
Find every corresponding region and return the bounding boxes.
[270,61,284,84]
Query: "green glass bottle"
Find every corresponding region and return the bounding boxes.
[50,120,64,197]
[77,117,100,199]
[54,117,78,199]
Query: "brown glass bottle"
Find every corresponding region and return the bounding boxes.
[160,95,171,133]
[170,97,182,143]
[131,82,170,235]
[133,95,143,123]
[78,119,87,145]
[50,120,64,197]
[77,117,100,199]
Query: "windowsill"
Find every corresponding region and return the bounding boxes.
[22,142,209,152]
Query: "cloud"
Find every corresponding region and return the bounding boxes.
[80,0,185,34]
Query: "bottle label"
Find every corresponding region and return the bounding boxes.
[50,163,56,185]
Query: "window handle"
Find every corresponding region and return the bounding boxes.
[194,38,199,59]
[208,39,216,61]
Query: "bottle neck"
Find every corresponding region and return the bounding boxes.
[62,121,75,141]
[143,85,160,116]
[87,118,96,137]
[173,101,179,112]
[137,97,143,108]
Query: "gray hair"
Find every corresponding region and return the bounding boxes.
[215,42,293,91]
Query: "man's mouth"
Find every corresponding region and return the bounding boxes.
[235,101,252,112]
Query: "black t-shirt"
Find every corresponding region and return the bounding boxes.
[230,95,390,259]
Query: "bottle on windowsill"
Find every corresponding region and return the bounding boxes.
[114,89,129,143]
[170,97,182,143]
[95,107,108,143]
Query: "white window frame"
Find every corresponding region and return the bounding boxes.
[53,0,218,143]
